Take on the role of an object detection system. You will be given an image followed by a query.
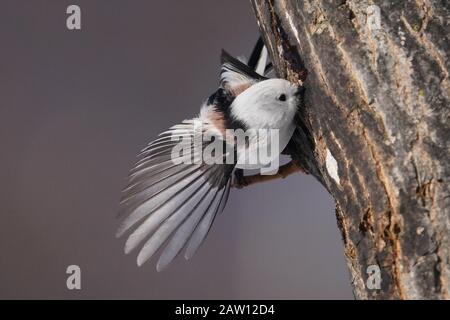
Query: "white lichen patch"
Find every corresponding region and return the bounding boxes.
[277,44,284,59]
[326,148,340,185]
[366,4,381,32]
[398,27,406,46]
[416,226,425,235]
[285,12,301,44]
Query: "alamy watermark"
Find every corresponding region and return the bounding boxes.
[66,5,81,30]
[366,264,381,290]
[66,265,81,290]
[163,120,281,175]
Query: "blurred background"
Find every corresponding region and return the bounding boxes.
[0,0,352,299]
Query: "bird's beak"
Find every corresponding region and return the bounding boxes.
[294,85,305,103]
[294,85,305,98]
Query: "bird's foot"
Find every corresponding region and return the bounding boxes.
[231,160,307,189]
[232,169,248,189]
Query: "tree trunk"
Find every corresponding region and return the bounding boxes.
[251,0,450,299]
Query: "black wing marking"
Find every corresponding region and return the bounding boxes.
[220,49,267,96]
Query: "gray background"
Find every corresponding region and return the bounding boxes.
[0,0,352,299]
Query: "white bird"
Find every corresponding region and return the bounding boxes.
[117,42,305,271]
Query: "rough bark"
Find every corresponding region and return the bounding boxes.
[251,0,450,299]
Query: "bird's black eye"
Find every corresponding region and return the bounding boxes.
[277,94,287,102]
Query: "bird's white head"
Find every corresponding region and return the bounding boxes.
[230,78,302,129]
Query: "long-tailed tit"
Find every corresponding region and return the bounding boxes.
[117,40,305,271]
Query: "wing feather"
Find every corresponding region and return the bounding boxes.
[117,119,234,269]
[156,185,222,271]
[137,179,216,266]
[185,178,231,260]
[123,165,214,254]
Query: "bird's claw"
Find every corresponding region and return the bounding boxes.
[232,169,248,189]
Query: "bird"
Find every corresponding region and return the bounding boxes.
[116,39,306,271]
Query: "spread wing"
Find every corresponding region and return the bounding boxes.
[117,119,233,271]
